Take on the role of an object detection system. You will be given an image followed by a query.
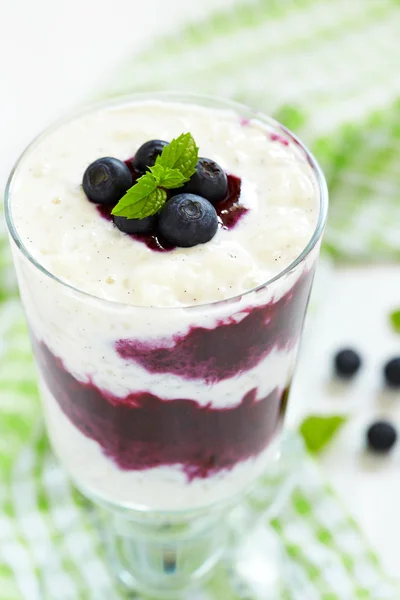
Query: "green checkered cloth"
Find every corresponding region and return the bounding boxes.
[2,0,400,597]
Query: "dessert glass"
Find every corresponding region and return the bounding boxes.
[5,93,328,597]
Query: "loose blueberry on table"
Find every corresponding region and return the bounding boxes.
[334,348,362,379]
[82,133,246,250]
[367,421,397,453]
[383,357,400,388]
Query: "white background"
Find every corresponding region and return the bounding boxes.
[2,0,399,581]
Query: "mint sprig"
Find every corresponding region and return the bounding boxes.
[112,132,199,220]
[149,164,188,189]
[111,173,158,218]
[155,132,199,179]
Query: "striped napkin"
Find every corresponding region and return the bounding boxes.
[2,0,400,597]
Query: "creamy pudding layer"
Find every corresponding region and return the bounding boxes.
[9,98,321,511]
[11,100,318,307]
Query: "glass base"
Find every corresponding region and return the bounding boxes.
[87,431,301,599]
[98,504,227,598]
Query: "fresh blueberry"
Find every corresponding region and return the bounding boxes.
[158,194,218,248]
[113,214,157,235]
[132,140,168,173]
[384,357,400,388]
[181,157,228,204]
[334,349,361,379]
[83,157,132,204]
[367,421,397,453]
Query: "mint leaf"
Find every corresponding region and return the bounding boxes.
[389,309,400,334]
[299,415,347,455]
[149,164,187,189]
[128,187,167,219]
[111,132,198,220]
[147,163,165,186]
[156,132,198,179]
[117,187,167,220]
[111,173,165,219]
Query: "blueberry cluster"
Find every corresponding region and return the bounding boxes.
[334,348,400,453]
[82,140,229,248]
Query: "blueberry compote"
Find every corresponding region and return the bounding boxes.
[115,270,314,382]
[34,337,290,480]
[32,268,314,480]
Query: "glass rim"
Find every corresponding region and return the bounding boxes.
[4,91,328,311]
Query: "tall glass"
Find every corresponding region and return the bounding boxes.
[5,93,328,597]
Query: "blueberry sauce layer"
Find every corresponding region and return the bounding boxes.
[34,339,289,479]
[96,163,245,253]
[116,269,314,383]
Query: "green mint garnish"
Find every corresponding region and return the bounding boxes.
[112,132,198,220]
[155,132,199,179]
[149,164,188,189]
[299,415,347,455]
[389,309,400,334]
[111,172,159,219]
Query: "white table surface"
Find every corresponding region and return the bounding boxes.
[2,0,399,582]
[290,264,400,579]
